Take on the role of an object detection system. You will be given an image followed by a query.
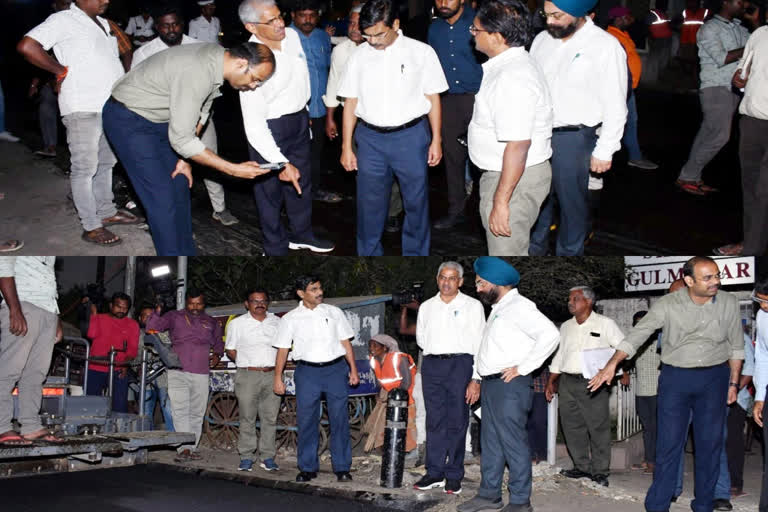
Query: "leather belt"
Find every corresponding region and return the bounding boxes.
[359,116,424,134]
[244,366,275,372]
[425,353,469,360]
[297,356,344,367]
[552,123,601,132]
[482,373,503,381]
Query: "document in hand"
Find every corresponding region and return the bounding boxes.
[581,347,616,380]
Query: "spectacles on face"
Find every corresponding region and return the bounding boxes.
[362,27,392,41]
[468,24,489,34]
[751,291,768,305]
[475,278,490,288]
[538,9,567,20]
[696,272,723,283]
[438,274,460,283]
[255,13,284,26]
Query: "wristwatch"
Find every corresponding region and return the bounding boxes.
[729,382,739,388]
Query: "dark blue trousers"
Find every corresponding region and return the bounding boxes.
[294,359,351,473]
[527,391,548,461]
[247,110,314,256]
[645,363,729,512]
[479,376,533,505]
[421,354,473,481]
[354,119,431,255]
[86,369,129,413]
[529,127,597,256]
[102,99,195,255]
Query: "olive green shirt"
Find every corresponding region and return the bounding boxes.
[111,43,224,159]
[616,288,744,368]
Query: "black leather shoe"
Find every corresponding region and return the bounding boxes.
[296,471,317,482]
[560,468,592,479]
[433,214,465,230]
[591,473,609,487]
[385,216,401,233]
[335,471,353,482]
[713,499,733,511]
[670,496,678,503]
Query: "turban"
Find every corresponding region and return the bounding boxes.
[473,257,520,286]
[370,334,400,353]
[608,6,632,19]
[551,0,597,18]
[198,0,215,5]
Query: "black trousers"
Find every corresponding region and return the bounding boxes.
[726,403,747,490]
[440,94,474,217]
[248,110,314,255]
[636,395,658,464]
[740,115,768,255]
[527,391,548,460]
[310,116,327,193]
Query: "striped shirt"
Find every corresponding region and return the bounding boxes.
[0,257,58,314]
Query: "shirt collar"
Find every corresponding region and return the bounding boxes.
[70,3,107,30]
[436,290,466,305]
[366,29,405,53]
[482,45,525,72]
[296,300,323,313]
[713,14,742,25]
[491,288,519,310]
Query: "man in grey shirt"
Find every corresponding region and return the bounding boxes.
[0,257,62,445]
[102,42,300,256]
[589,256,744,512]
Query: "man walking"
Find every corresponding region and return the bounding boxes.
[239,0,334,255]
[458,256,559,512]
[528,0,627,256]
[86,292,139,413]
[415,261,486,494]
[675,0,748,196]
[225,288,282,472]
[146,290,224,461]
[17,0,142,247]
[751,278,768,512]
[547,286,624,487]
[467,0,553,255]
[0,257,62,445]
[273,275,359,482]
[590,257,744,512]
[428,0,483,230]
[338,0,448,255]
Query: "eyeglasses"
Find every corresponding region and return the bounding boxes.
[468,25,488,34]
[751,291,768,305]
[438,275,460,282]
[696,272,723,282]
[538,9,567,20]
[254,13,284,26]
[362,28,392,41]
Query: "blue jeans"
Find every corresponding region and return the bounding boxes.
[646,364,729,512]
[145,382,174,430]
[102,99,195,255]
[355,119,431,255]
[623,92,643,161]
[529,126,597,256]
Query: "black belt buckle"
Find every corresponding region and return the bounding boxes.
[482,373,503,381]
[361,116,423,134]
[426,353,465,360]
[298,355,344,367]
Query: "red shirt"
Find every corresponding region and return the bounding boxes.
[87,313,140,372]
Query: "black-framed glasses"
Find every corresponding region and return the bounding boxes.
[468,24,488,34]
[361,27,392,41]
[538,9,567,20]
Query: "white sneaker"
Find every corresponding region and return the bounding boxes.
[0,131,20,142]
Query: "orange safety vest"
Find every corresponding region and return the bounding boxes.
[649,9,673,39]
[370,351,417,405]
[681,8,709,44]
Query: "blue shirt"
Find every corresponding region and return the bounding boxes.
[291,25,331,118]
[737,331,755,410]
[428,7,483,94]
[754,310,768,401]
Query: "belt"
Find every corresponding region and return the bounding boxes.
[482,373,503,381]
[296,355,344,367]
[662,362,728,371]
[359,116,424,134]
[244,366,275,372]
[425,353,469,360]
[552,123,601,132]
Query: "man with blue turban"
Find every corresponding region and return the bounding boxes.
[528,0,628,256]
[457,257,559,512]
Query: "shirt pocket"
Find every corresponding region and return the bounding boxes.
[565,51,593,90]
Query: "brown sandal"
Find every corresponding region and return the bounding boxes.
[81,227,122,246]
[102,209,143,227]
[21,428,65,443]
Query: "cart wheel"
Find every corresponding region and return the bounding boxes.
[277,397,328,455]
[204,391,240,451]
[348,397,366,448]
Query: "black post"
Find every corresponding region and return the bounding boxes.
[380,388,409,488]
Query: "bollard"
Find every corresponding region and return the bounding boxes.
[380,388,409,488]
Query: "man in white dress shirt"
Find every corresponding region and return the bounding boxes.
[189,0,221,44]
[132,5,240,228]
[467,0,553,256]
[414,261,486,494]
[238,0,334,255]
[17,0,142,247]
[546,286,624,487]
[225,288,282,473]
[338,0,448,256]
[528,0,627,256]
[125,4,154,47]
[273,275,359,483]
[458,256,559,512]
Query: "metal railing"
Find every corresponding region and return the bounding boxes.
[616,371,641,441]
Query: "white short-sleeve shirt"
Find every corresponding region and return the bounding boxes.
[188,15,221,44]
[549,311,625,375]
[468,46,553,170]
[131,34,200,68]
[337,31,448,127]
[224,312,281,368]
[25,4,125,115]
[274,302,354,363]
[125,15,154,45]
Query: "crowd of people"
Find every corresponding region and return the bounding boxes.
[1,0,764,256]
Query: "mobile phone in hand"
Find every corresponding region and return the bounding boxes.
[259,162,287,171]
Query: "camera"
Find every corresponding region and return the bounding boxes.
[151,277,181,312]
[392,281,425,308]
[85,282,106,307]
